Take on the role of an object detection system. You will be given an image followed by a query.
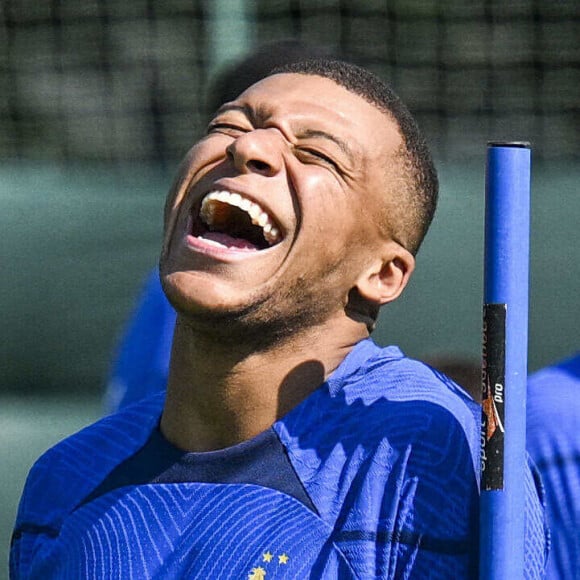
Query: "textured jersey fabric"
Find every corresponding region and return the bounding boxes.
[103,269,175,414]
[12,339,547,579]
[78,425,318,514]
[527,353,580,579]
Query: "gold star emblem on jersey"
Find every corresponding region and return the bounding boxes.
[248,566,266,580]
[248,549,291,576]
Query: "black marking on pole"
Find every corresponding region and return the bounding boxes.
[487,141,531,149]
[481,303,507,490]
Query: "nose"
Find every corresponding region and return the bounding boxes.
[226,129,284,176]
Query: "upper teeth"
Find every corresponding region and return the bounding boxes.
[200,190,282,245]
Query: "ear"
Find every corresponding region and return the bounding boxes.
[355,242,415,306]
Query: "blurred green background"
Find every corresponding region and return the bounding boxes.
[1,1,578,576]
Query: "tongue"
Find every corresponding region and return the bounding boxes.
[200,231,259,251]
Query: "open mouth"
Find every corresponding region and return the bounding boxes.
[191,190,283,251]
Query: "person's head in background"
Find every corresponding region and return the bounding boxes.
[205,39,338,119]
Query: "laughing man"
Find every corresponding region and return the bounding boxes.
[11,59,547,579]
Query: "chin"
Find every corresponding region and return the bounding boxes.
[160,268,323,349]
[162,270,244,316]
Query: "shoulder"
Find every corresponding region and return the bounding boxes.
[276,341,481,575]
[279,339,480,475]
[528,352,580,391]
[14,394,164,529]
[337,339,480,447]
[527,352,580,425]
[526,352,580,479]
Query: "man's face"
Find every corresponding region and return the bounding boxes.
[160,73,403,337]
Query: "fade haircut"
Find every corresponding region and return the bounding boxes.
[271,59,438,255]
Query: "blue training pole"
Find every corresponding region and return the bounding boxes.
[480,142,531,579]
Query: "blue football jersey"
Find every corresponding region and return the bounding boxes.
[527,353,580,579]
[12,339,547,578]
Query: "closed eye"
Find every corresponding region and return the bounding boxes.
[207,122,246,136]
[296,147,339,169]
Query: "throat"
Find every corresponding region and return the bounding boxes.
[161,328,332,452]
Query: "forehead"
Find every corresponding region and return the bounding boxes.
[230,73,401,155]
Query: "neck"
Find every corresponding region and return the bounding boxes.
[160,315,368,452]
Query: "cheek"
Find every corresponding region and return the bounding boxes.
[305,202,378,284]
[291,168,350,225]
[163,139,230,231]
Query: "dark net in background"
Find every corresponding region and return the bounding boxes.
[1,0,578,165]
[1,0,579,398]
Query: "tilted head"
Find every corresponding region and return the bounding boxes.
[160,59,438,343]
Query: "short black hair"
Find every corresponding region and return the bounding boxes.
[271,59,438,255]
